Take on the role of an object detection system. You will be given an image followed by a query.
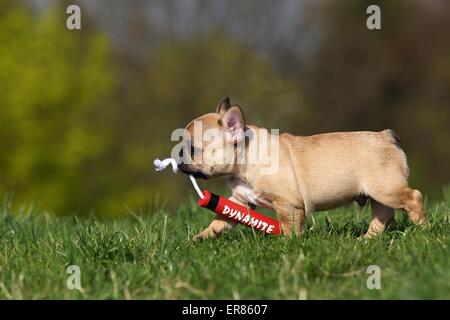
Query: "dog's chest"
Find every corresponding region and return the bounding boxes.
[230,179,273,209]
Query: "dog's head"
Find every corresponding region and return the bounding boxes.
[178,97,246,179]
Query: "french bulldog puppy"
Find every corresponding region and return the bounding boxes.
[178,97,426,240]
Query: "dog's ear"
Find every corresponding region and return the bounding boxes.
[216,96,231,114]
[220,105,246,143]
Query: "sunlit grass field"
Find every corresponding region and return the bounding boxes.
[0,193,449,299]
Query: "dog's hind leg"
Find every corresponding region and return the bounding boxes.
[401,188,426,225]
[367,183,426,224]
[373,187,426,225]
[364,198,395,239]
[363,159,425,237]
[364,184,426,240]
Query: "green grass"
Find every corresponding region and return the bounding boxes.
[0,194,449,299]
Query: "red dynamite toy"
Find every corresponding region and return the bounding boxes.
[154,158,281,235]
[198,189,281,235]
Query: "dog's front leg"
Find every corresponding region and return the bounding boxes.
[275,202,306,236]
[192,196,241,241]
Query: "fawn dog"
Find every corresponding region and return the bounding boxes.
[178,97,426,240]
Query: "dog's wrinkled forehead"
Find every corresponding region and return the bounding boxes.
[184,113,222,141]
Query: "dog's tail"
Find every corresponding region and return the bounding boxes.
[384,129,402,150]
[383,129,410,177]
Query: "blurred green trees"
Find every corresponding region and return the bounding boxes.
[0,0,116,213]
[0,1,302,214]
[0,0,448,215]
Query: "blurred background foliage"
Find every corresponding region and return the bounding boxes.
[0,0,448,216]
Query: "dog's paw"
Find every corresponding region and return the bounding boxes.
[192,233,205,242]
[358,233,376,240]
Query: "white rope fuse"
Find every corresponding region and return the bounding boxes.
[154,158,178,173]
[153,158,205,199]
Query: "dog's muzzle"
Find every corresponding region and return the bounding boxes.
[178,163,208,180]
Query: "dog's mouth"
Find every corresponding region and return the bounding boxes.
[178,163,208,180]
[191,171,208,180]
